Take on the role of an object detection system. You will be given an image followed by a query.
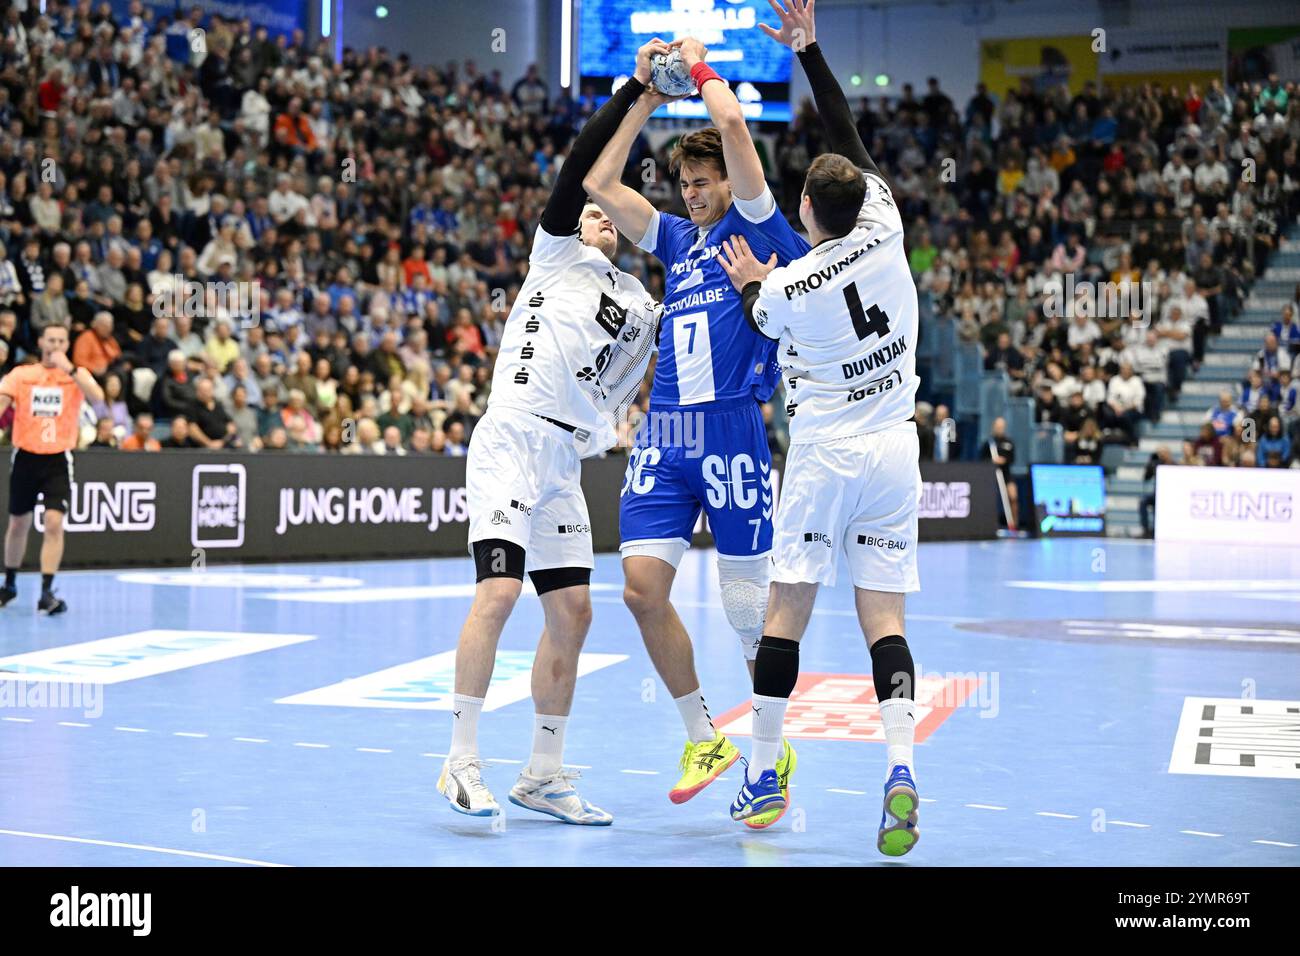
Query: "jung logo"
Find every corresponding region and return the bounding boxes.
[1190,491,1292,522]
[36,481,157,533]
[191,464,247,548]
[918,481,971,519]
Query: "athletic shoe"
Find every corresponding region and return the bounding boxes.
[508,768,613,826]
[437,755,499,817]
[877,763,920,857]
[744,738,797,830]
[37,591,67,616]
[730,763,786,822]
[668,732,740,804]
[0,585,16,608]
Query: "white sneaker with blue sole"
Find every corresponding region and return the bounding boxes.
[508,768,613,826]
[438,755,500,817]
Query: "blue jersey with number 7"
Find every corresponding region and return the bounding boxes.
[637,192,809,408]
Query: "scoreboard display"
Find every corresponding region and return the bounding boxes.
[579,0,795,122]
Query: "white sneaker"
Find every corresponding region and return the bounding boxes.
[508,768,614,826]
[438,755,499,817]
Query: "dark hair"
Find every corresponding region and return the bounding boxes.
[669,128,727,179]
[803,153,866,238]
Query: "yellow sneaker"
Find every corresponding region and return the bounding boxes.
[668,733,740,804]
[744,739,796,830]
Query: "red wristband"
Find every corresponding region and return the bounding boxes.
[690,61,724,91]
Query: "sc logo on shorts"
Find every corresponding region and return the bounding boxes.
[702,453,758,511]
[621,446,661,496]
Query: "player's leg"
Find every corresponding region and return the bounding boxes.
[705,403,777,679]
[845,422,923,856]
[730,438,842,826]
[35,453,72,614]
[1,512,32,608]
[508,477,611,825]
[2,452,41,609]
[37,509,67,614]
[620,442,738,801]
[440,413,533,816]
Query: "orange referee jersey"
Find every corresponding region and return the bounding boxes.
[0,363,84,454]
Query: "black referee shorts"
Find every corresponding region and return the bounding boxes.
[8,449,73,516]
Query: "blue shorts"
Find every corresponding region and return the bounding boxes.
[619,397,773,557]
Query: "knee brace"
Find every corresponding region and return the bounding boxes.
[716,553,770,661]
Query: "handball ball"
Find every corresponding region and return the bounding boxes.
[650,50,697,97]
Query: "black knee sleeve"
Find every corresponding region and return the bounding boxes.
[528,566,591,595]
[753,635,801,699]
[472,538,525,582]
[870,634,915,700]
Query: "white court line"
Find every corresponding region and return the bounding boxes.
[356,748,392,754]
[422,752,447,758]
[919,797,938,804]
[173,732,207,738]
[1111,821,1150,828]
[114,726,149,733]
[0,828,290,867]
[1006,578,1300,593]
[485,757,522,765]
[57,722,90,728]
[563,764,591,770]
[234,737,268,744]
[1,717,33,723]
[589,596,976,623]
[827,788,866,795]
[1252,839,1298,848]
[293,742,330,749]
[1037,812,1079,819]
[620,769,659,775]
[966,804,1008,811]
[1181,830,1222,838]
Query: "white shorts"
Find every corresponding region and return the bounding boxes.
[465,409,594,572]
[772,421,921,592]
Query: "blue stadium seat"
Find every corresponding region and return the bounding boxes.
[953,342,983,417]
[979,372,1010,430]
[1006,397,1034,477]
[930,318,957,393]
[1031,423,1065,464]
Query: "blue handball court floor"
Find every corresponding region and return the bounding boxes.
[1,538,1297,867]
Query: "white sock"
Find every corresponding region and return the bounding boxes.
[750,693,788,777]
[673,689,716,744]
[449,693,484,759]
[528,713,568,777]
[878,697,915,778]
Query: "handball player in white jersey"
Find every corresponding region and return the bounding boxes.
[715,0,924,856]
[437,41,666,825]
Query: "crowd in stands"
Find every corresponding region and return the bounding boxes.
[0,1,1297,473]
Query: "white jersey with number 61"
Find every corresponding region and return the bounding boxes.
[751,172,919,445]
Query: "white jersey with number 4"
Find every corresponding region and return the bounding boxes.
[752,172,918,445]
[489,224,660,457]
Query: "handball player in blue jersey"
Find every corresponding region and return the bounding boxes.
[584,36,808,823]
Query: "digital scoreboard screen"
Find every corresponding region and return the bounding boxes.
[579,0,794,122]
[1030,464,1107,536]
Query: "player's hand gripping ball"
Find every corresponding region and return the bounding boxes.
[650,49,697,97]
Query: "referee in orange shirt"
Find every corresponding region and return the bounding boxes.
[0,324,104,614]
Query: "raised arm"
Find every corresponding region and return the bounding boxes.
[542,38,670,237]
[676,38,768,202]
[584,90,667,244]
[761,0,879,175]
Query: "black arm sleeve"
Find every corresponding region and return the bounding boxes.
[539,77,647,237]
[795,42,879,176]
[740,281,765,336]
